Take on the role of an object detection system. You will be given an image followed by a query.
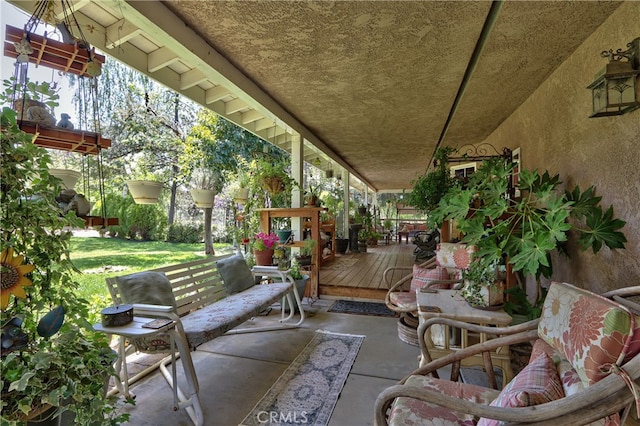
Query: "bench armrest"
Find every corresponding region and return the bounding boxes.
[133,303,173,313]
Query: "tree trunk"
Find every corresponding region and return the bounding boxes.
[204,206,215,255]
[168,178,178,225]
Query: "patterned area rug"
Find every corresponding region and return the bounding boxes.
[322,256,360,270]
[241,330,364,426]
[328,300,397,317]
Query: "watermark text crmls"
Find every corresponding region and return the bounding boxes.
[256,410,309,424]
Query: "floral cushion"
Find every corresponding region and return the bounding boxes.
[436,243,477,272]
[388,374,499,426]
[131,281,293,352]
[538,282,640,385]
[389,291,418,311]
[182,281,292,349]
[410,265,451,292]
[477,352,564,426]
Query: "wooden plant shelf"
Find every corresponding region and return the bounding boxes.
[18,120,111,155]
[83,216,119,227]
[4,25,105,78]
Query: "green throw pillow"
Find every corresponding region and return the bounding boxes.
[217,255,255,294]
[116,271,177,312]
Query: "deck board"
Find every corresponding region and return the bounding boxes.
[319,242,416,300]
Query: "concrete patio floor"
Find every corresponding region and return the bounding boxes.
[113,299,421,426]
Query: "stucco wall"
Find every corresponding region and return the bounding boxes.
[482,2,640,293]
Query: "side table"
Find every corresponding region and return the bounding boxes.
[94,305,203,425]
[417,289,513,388]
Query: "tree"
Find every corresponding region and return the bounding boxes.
[182,112,287,254]
[91,58,199,226]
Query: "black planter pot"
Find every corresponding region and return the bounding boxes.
[349,224,363,253]
[335,238,349,254]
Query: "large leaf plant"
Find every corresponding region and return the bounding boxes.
[429,157,627,281]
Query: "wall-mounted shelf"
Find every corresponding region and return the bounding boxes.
[4,25,105,78]
[17,120,111,154]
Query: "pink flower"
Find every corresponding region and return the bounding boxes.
[253,232,279,250]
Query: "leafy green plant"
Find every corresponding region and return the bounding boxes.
[300,238,317,257]
[406,147,456,213]
[430,157,627,279]
[460,259,504,307]
[0,107,128,424]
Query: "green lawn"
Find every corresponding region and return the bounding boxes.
[70,237,234,319]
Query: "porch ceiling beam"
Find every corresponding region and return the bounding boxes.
[225,98,247,115]
[205,86,230,104]
[180,68,208,90]
[255,118,274,132]
[54,0,91,20]
[105,18,142,49]
[242,110,263,125]
[148,47,180,73]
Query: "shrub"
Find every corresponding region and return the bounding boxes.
[167,223,203,243]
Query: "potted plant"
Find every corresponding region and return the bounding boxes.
[304,182,323,206]
[126,178,164,204]
[405,146,456,213]
[273,246,289,270]
[357,229,369,253]
[295,238,317,266]
[430,156,627,310]
[460,259,505,308]
[254,157,296,195]
[287,260,309,313]
[0,106,126,424]
[252,231,279,265]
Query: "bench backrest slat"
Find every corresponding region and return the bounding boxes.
[105,255,234,317]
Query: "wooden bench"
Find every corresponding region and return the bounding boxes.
[104,254,304,426]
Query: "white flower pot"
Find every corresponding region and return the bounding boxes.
[126,180,163,204]
[49,168,81,190]
[233,187,249,203]
[190,189,216,208]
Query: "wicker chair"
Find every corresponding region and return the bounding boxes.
[383,243,477,345]
[375,282,640,426]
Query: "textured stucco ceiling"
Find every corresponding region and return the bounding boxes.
[75,1,625,191]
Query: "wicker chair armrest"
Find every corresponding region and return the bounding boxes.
[375,367,636,426]
[410,326,539,380]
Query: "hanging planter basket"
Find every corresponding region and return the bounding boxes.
[49,168,81,190]
[233,187,249,203]
[260,177,284,194]
[190,189,216,208]
[126,180,163,204]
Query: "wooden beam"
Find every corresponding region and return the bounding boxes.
[106,19,142,49]
[255,118,274,132]
[205,86,230,104]
[180,68,207,90]
[241,109,263,124]
[148,46,179,72]
[224,98,247,115]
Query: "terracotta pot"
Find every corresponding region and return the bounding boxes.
[190,189,216,208]
[253,248,274,266]
[126,180,163,204]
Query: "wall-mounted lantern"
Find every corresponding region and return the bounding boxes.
[587,37,640,117]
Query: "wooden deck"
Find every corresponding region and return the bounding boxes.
[319,242,416,301]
